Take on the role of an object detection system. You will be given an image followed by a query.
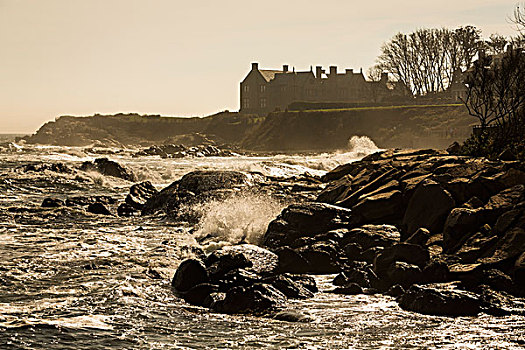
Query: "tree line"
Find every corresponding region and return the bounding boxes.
[372,4,525,159]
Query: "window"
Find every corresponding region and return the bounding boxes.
[242,98,250,108]
[243,85,250,92]
[280,86,287,92]
[260,85,266,93]
[260,98,266,108]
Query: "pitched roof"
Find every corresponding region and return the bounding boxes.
[259,70,282,82]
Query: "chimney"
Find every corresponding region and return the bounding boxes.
[380,72,388,83]
[315,66,323,79]
[329,66,337,76]
[283,64,289,72]
[345,69,354,75]
[251,62,259,71]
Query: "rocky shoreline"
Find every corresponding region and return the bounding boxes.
[165,148,525,318]
[24,148,525,319]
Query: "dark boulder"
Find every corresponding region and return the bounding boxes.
[87,202,112,215]
[398,284,482,316]
[206,244,279,276]
[125,181,158,210]
[446,141,461,155]
[275,247,310,274]
[183,283,218,307]
[330,283,364,295]
[177,170,250,195]
[172,259,209,293]
[117,202,137,217]
[405,228,431,246]
[264,274,314,299]
[41,197,64,208]
[317,174,353,204]
[340,224,400,251]
[385,261,422,288]
[402,179,455,238]
[344,243,363,261]
[212,284,285,314]
[442,208,481,252]
[262,202,352,248]
[206,252,253,280]
[80,158,136,181]
[374,243,430,275]
[351,190,404,224]
[387,284,405,297]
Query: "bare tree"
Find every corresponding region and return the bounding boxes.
[376,26,482,96]
[485,34,508,55]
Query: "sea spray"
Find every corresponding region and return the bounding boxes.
[193,192,285,252]
[347,135,379,156]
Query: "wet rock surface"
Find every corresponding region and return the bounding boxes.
[171,244,316,316]
[238,149,525,317]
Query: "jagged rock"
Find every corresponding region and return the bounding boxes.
[66,195,115,207]
[125,181,158,210]
[481,184,524,223]
[142,181,179,215]
[499,148,516,161]
[478,227,525,266]
[212,284,285,314]
[206,252,253,280]
[80,158,136,181]
[262,202,352,248]
[385,261,422,288]
[41,197,64,208]
[344,243,363,260]
[340,224,400,251]
[446,141,461,155]
[422,260,450,283]
[374,243,430,276]
[183,283,218,307]
[298,243,340,274]
[443,208,481,252]
[398,284,482,316]
[330,283,364,295]
[387,284,405,297]
[405,228,431,246]
[403,179,455,238]
[351,190,404,224]
[172,259,209,293]
[514,252,525,288]
[117,202,137,217]
[275,247,310,274]
[317,174,353,203]
[206,244,279,276]
[177,170,250,195]
[263,274,314,299]
[87,202,112,215]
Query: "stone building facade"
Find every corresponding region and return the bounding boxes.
[239,62,410,114]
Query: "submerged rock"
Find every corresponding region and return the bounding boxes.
[41,197,64,208]
[87,202,112,215]
[398,284,482,316]
[80,158,136,181]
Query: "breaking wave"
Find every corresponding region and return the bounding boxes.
[192,193,285,252]
[347,135,379,157]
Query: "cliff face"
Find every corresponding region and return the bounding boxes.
[24,105,474,151]
[241,105,474,151]
[23,112,262,147]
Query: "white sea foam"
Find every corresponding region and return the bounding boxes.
[193,192,285,252]
[347,135,379,157]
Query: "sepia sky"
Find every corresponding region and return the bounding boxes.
[0,0,519,133]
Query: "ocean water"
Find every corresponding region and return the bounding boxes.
[0,136,524,349]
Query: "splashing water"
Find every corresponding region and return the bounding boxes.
[347,135,379,157]
[193,193,285,252]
